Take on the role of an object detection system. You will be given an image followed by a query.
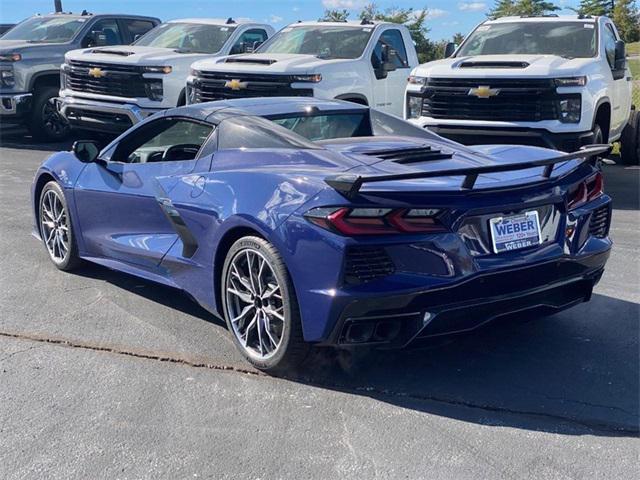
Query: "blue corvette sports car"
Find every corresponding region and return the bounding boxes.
[31,97,612,372]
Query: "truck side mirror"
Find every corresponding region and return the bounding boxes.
[614,40,626,71]
[444,42,458,58]
[72,140,100,163]
[250,40,263,52]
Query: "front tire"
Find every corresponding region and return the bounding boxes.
[29,86,70,142]
[221,236,309,373]
[39,181,82,271]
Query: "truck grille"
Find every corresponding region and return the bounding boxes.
[418,78,559,122]
[192,72,313,102]
[589,205,611,238]
[66,60,147,98]
[344,246,395,284]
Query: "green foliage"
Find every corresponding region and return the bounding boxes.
[452,32,466,45]
[319,9,350,22]
[612,0,640,42]
[487,0,559,19]
[573,0,612,16]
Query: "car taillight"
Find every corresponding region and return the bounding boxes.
[568,172,603,210]
[304,207,446,235]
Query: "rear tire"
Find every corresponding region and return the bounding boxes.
[39,181,82,271]
[620,110,639,166]
[591,123,604,146]
[29,86,70,142]
[221,236,309,374]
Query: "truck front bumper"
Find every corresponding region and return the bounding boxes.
[57,97,162,134]
[0,93,32,120]
[424,124,595,153]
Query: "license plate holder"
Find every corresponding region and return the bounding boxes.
[489,211,541,254]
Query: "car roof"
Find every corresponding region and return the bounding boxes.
[486,15,597,24]
[164,97,369,123]
[167,18,261,26]
[34,13,159,20]
[287,21,387,28]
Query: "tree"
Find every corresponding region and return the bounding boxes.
[487,0,559,18]
[452,32,466,45]
[612,0,640,42]
[319,9,349,22]
[573,0,612,16]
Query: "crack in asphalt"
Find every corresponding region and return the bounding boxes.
[1,330,637,437]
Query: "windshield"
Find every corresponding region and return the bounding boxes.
[456,22,597,58]
[134,23,235,54]
[270,113,371,141]
[259,26,373,59]
[2,16,86,43]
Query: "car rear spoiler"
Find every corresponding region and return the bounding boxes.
[324,144,611,198]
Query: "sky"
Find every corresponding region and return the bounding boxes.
[0,0,583,41]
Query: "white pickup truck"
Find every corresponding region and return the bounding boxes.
[58,18,274,133]
[405,15,637,163]
[187,20,418,117]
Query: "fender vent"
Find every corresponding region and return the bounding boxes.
[363,146,453,164]
[459,61,529,68]
[345,246,395,284]
[589,205,611,238]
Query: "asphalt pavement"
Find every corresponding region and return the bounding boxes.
[0,131,638,479]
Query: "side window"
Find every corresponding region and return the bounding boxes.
[231,28,268,54]
[113,118,213,163]
[371,29,409,69]
[603,24,617,69]
[84,18,122,47]
[123,19,156,42]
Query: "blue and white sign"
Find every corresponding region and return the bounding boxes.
[489,211,541,254]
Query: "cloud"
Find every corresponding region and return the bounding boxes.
[293,6,300,12]
[458,2,487,11]
[443,21,460,26]
[417,8,449,20]
[321,0,366,8]
[269,14,284,23]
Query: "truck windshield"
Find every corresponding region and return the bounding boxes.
[134,23,236,54]
[2,16,86,43]
[456,22,597,58]
[258,26,373,59]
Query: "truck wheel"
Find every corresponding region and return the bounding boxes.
[619,111,639,166]
[591,124,604,145]
[29,86,70,142]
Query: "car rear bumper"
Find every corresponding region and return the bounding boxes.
[425,125,595,152]
[321,250,609,348]
[57,97,162,133]
[0,92,32,119]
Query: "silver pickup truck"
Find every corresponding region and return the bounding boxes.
[0,11,159,141]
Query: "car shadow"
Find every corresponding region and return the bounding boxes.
[602,161,639,210]
[67,259,640,438]
[293,293,639,438]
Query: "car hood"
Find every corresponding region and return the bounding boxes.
[65,45,211,64]
[413,54,594,78]
[193,53,351,74]
[0,40,68,55]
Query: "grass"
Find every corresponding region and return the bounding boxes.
[629,58,639,78]
[627,41,639,56]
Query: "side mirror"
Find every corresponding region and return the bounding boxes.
[444,42,458,58]
[249,40,263,52]
[72,140,100,163]
[133,33,142,42]
[614,40,626,70]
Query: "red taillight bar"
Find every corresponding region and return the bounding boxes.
[568,172,604,210]
[305,207,447,236]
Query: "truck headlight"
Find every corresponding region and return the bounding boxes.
[554,76,587,87]
[0,53,21,62]
[145,79,163,101]
[0,68,15,87]
[408,75,427,85]
[190,68,201,77]
[186,83,197,104]
[558,95,581,123]
[143,65,172,74]
[291,74,322,83]
[406,95,423,119]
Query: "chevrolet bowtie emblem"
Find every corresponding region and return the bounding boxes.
[88,67,105,78]
[468,85,499,98]
[225,79,247,90]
